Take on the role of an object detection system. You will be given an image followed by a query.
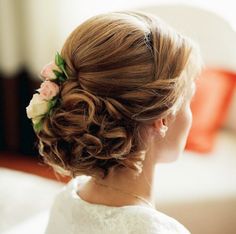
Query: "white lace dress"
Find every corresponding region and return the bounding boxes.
[45,176,191,234]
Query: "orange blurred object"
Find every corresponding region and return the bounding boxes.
[185,68,236,153]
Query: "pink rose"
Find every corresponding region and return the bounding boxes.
[40,61,61,80]
[37,80,60,100]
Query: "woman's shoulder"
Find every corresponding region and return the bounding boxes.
[121,206,191,234]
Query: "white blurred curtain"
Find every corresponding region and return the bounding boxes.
[0,0,130,78]
[0,0,22,76]
[0,0,60,79]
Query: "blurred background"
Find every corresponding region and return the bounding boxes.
[0,0,236,234]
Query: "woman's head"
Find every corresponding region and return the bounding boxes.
[36,11,202,180]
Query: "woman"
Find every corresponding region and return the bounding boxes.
[26,10,202,234]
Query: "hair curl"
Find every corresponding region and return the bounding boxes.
[36,10,202,180]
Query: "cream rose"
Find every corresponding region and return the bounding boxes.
[37,80,60,100]
[40,61,61,80]
[26,93,49,120]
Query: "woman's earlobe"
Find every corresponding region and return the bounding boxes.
[153,118,168,138]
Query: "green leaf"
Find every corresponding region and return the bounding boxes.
[55,52,69,78]
[49,98,57,109]
[58,76,66,82]
[33,121,42,133]
[59,65,69,79]
[55,52,64,66]
[53,69,63,78]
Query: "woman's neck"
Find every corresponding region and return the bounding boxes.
[78,154,157,208]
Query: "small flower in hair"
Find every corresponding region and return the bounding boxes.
[40,61,61,80]
[26,52,68,133]
[26,94,50,124]
[37,80,60,100]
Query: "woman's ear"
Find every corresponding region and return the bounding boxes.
[153,118,168,138]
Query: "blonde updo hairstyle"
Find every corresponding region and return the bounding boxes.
[36,11,201,180]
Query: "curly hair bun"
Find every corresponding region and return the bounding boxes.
[36,11,202,180]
